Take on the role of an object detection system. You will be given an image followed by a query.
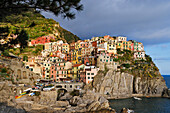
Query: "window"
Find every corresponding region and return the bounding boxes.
[65,85,66,88]
[106,60,108,62]
[57,75,59,77]
[88,77,90,79]
[91,73,94,75]
[52,75,53,78]
[52,71,53,73]
[100,59,102,61]
[70,85,72,88]
[87,73,90,75]
[47,71,49,73]
[92,77,94,79]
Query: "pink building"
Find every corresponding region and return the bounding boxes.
[85,66,99,84]
[83,56,90,65]
[50,64,57,81]
[56,62,67,82]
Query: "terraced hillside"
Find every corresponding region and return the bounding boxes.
[0,10,80,43]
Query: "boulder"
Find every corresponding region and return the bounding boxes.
[87,101,100,111]
[54,101,69,107]
[69,96,83,106]
[59,92,72,101]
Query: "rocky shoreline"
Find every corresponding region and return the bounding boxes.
[0,71,169,113]
[0,81,116,113]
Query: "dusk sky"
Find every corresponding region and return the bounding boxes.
[42,0,170,75]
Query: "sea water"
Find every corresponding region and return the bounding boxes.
[109,75,170,113]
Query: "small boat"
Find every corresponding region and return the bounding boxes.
[127,109,134,113]
[133,97,142,100]
[146,96,150,98]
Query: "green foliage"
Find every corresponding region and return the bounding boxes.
[113,58,119,62]
[122,63,131,68]
[2,50,9,56]
[117,48,124,54]
[17,29,29,48]
[23,55,28,61]
[1,68,7,73]
[0,10,80,44]
[145,55,152,62]
[0,0,83,20]
[34,91,41,96]
[32,45,44,55]
[153,66,159,71]
[57,26,80,43]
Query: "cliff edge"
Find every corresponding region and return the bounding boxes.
[85,50,168,99]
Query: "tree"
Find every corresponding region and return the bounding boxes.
[23,55,28,62]
[17,29,29,48]
[1,68,7,73]
[0,0,83,19]
[2,50,9,57]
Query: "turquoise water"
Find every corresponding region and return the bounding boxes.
[109,75,170,113]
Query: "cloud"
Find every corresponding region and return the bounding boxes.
[41,0,170,45]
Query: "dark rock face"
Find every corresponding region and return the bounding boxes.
[134,76,167,96]
[162,88,170,98]
[86,70,167,99]
[0,103,27,113]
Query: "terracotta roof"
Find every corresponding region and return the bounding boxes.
[73,64,83,67]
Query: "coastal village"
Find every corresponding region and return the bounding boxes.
[0,35,145,84]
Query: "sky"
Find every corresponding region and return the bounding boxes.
[41,0,170,75]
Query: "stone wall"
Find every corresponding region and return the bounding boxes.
[0,58,42,85]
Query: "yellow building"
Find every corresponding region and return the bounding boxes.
[77,49,82,64]
[116,41,129,50]
[75,40,82,50]
[127,41,132,51]
[71,50,78,64]
[72,64,85,80]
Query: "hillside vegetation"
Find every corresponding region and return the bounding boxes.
[0,10,80,43]
[114,49,161,78]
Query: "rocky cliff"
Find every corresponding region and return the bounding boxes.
[86,70,168,99]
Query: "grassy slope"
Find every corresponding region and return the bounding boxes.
[0,10,80,43]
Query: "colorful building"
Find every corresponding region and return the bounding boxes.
[31,36,55,46]
[85,66,99,84]
[72,64,85,80]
